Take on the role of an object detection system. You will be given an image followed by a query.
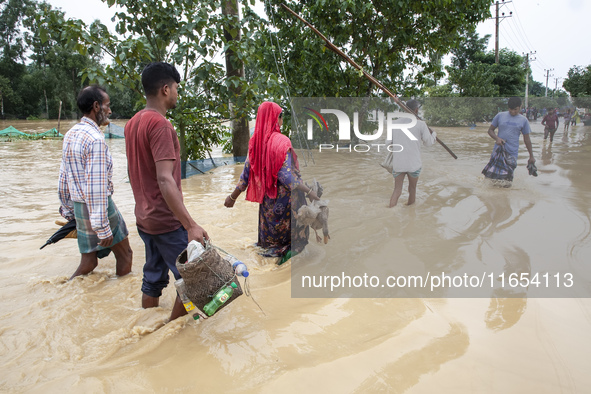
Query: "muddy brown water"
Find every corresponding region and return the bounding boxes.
[1,118,590,392]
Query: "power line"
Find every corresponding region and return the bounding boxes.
[531,63,547,83]
[501,25,528,54]
[499,26,548,84]
[509,2,557,74]
[509,1,537,53]
[484,0,557,83]
[502,9,534,53]
[532,63,546,72]
[504,19,530,54]
[530,44,551,70]
[493,1,556,84]
[488,0,550,75]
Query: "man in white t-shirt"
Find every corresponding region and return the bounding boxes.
[388,99,437,207]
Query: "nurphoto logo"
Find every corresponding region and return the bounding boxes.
[295,98,419,153]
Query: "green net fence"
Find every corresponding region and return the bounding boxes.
[0,124,126,139]
[0,126,63,139]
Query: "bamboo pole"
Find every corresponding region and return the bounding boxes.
[280,3,457,159]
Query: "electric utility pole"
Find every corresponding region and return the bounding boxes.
[544,68,554,97]
[494,1,512,64]
[524,51,536,110]
[553,77,562,98]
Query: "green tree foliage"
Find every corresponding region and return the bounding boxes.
[0,0,97,119]
[0,0,35,117]
[448,62,500,97]
[107,85,141,119]
[27,10,100,119]
[259,0,492,99]
[0,0,32,60]
[445,30,498,98]
[529,96,559,112]
[49,0,282,162]
[446,30,526,97]
[483,49,526,97]
[528,80,545,97]
[423,30,533,125]
[449,30,490,71]
[563,65,591,108]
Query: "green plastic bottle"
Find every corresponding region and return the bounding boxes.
[203,282,238,316]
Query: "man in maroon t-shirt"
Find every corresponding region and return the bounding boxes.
[541,108,559,142]
[125,62,208,321]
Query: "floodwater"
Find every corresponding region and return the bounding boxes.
[1,118,591,393]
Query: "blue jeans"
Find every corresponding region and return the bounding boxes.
[138,226,187,298]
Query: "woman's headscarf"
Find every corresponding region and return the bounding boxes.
[246,101,298,203]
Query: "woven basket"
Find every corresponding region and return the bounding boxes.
[175,244,242,314]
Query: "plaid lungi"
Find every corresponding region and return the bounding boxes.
[73,196,129,258]
[482,144,517,182]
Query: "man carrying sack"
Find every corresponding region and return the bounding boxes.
[483,96,535,185]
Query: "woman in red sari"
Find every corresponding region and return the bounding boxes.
[225,101,319,259]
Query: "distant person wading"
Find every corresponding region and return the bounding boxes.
[482,96,535,185]
[388,99,436,207]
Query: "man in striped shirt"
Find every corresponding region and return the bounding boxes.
[58,85,133,279]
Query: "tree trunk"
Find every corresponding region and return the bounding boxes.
[44,89,49,119]
[73,69,79,119]
[222,0,249,158]
[178,119,188,179]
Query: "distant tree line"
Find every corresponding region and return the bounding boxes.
[420,30,575,126]
[563,65,591,109]
[1,0,588,153]
[0,0,137,120]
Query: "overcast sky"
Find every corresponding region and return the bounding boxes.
[47,0,591,90]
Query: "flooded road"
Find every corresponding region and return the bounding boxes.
[1,118,590,393]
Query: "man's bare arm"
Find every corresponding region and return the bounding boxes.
[488,124,504,145]
[523,133,536,165]
[155,159,208,244]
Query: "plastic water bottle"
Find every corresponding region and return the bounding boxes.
[233,261,249,277]
[187,240,205,262]
[228,256,249,277]
[203,282,238,316]
[174,278,199,320]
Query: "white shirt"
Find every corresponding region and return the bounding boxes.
[390,118,436,173]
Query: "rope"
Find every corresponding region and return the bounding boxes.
[265,0,314,166]
[243,277,267,316]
